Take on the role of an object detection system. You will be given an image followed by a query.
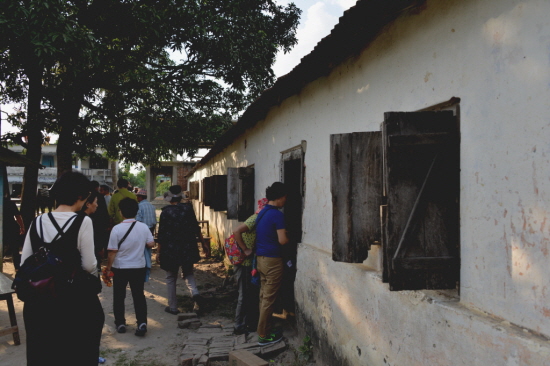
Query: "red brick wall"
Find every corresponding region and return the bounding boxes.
[176,163,195,190]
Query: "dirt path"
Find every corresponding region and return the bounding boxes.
[0,255,313,366]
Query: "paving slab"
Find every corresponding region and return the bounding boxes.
[178,313,199,321]
[197,354,210,366]
[179,353,194,366]
[260,341,286,356]
[229,350,269,366]
[183,338,209,346]
[182,345,208,355]
[178,319,202,329]
[197,328,222,333]
[234,342,261,351]
[210,339,234,348]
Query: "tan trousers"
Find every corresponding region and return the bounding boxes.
[257,256,284,336]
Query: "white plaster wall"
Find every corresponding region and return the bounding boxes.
[189,0,550,362]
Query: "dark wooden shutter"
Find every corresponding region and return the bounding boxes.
[227,168,239,219]
[331,131,382,263]
[226,167,255,221]
[212,175,228,211]
[382,111,460,291]
[189,181,199,200]
[203,177,212,207]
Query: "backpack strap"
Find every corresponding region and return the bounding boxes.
[47,213,78,243]
[118,221,137,250]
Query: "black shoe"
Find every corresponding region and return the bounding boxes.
[135,323,147,337]
[164,307,179,315]
[116,324,126,334]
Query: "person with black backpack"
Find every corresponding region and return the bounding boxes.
[18,171,104,366]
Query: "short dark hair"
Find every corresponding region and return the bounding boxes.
[266,182,287,201]
[119,198,138,218]
[100,184,110,192]
[50,171,91,206]
[117,178,129,189]
[90,180,100,190]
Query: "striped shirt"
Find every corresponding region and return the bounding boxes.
[136,199,157,229]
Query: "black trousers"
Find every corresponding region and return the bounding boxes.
[24,294,104,366]
[112,268,147,326]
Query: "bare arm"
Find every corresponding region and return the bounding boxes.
[277,229,289,245]
[233,223,252,256]
[106,250,117,272]
[146,240,155,248]
[14,214,24,235]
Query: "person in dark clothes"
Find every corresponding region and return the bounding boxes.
[20,171,104,366]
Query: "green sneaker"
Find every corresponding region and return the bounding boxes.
[258,332,283,346]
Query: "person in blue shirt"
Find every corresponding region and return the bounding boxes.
[255,182,289,346]
[136,189,157,235]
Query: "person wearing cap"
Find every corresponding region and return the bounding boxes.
[157,185,206,314]
[108,178,137,225]
[136,189,157,235]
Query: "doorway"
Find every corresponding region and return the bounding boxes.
[277,144,305,315]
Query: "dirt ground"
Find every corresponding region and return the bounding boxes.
[0,252,315,366]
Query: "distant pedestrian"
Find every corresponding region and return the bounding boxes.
[108,179,137,225]
[136,189,157,235]
[105,198,154,336]
[100,184,111,207]
[89,181,110,258]
[157,186,206,315]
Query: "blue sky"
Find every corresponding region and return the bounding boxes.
[0,0,355,136]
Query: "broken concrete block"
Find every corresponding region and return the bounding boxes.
[228,350,269,366]
[260,341,286,357]
[189,321,202,330]
[201,324,222,329]
[192,354,202,366]
[178,313,199,321]
[210,338,234,348]
[179,353,194,366]
[197,354,210,366]
[234,342,260,351]
[178,319,202,329]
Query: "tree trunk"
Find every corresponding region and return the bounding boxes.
[20,67,43,229]
[56,97,83,177]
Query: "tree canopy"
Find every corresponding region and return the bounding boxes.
[0,0,301,226]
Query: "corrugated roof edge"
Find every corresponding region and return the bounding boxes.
[186,0,423,178]
[0,147,44,168]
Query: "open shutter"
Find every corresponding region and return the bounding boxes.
[189,181,199,200]
[238,168,254,221]
[227,167,255,221]
[212,175,228,211]
[331,131,382,263]
[227,168,239,219]
[382,111,460,291]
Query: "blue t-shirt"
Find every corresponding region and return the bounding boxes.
[255,205,286,258]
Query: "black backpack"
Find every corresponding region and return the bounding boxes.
[12,213,100,302]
